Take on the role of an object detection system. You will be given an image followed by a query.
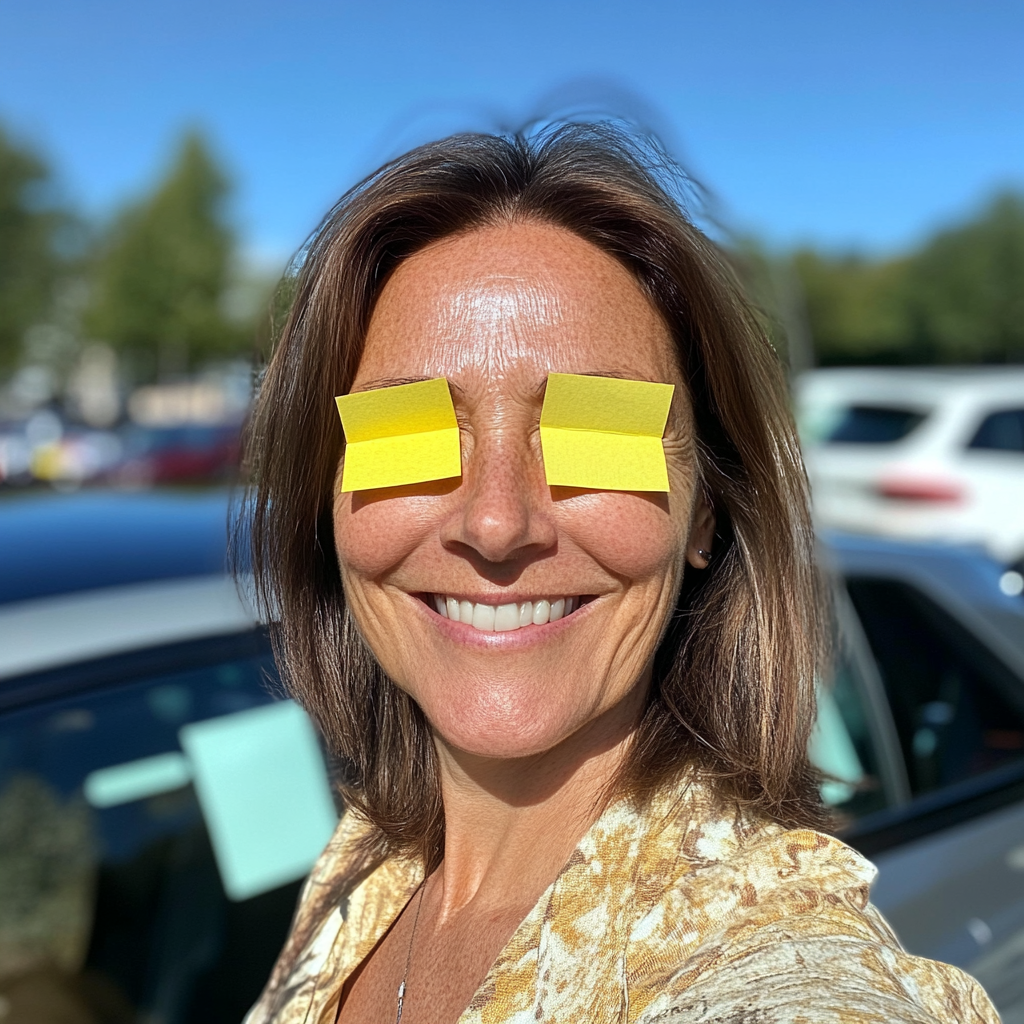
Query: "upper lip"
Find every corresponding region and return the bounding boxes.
[416,590,591,604]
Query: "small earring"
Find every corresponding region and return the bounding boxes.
[697,548,712,563]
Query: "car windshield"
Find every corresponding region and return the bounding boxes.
[826,405,928,445]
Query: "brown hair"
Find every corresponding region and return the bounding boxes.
[243,123,828,873]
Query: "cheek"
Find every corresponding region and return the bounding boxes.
[333,492,436,581]
[557,492,684,582]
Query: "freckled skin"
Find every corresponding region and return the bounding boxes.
[334,222,713,762]
[333,223,717,1024]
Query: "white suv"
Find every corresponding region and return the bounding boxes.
[797,368,1024,572]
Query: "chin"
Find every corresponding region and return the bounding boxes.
[414,674,594,761]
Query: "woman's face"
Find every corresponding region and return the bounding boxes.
[333,222,713,761]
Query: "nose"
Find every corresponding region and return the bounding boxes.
[441,427,557,571]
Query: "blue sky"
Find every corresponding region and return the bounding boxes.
[1,0,1022,265]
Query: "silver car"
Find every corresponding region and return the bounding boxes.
[824,530,1024,1022]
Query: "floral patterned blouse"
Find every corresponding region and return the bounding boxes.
[245,777,999,1024]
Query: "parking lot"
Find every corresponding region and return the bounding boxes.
[1,484,1023,1021]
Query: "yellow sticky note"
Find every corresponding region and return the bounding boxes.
[539,373,675,492]
[335,378,461,492]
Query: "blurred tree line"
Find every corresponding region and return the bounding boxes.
[1,117,1023,393]
[0,125,76,376]
[793,192,1024,365]
[0,123,266,395]
[85,133,246,382]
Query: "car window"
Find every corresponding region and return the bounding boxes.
[967,408,1024,453]
[844,578,1024,798]
[0,642,337,1024]
[810,645,896,822]
[825,405,928,445]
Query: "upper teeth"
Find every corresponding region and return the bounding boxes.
[431,595,578,631]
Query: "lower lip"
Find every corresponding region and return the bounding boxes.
[412,596,594,649]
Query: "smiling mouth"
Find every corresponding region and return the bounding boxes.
[424,594,591,632]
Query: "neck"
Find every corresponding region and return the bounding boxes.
[429,692,643,923]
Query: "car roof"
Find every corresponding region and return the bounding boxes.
[0,489,238,605]
[796,367,1024,409]
[0,489,259,681]
[824,529,1024,674]
[0,575,259,681]
[825,529,1004,597]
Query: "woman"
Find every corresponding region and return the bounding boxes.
[243,125,997,1023]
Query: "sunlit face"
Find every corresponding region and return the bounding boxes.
[333,222,713,761]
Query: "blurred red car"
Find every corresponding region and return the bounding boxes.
[110,424,241,486]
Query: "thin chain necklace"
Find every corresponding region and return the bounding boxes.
[395,880,427,1024]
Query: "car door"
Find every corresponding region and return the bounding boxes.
[0,630,338,1024]
[837,572,1024,1023]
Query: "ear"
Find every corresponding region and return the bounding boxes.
[686,493,717,570]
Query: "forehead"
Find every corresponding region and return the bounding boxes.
[355,221,681,390]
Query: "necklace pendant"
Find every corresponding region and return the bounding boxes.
[396,880,425,1024]
[395,981,406,1024]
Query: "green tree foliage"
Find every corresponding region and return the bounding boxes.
[0,127,67,373]
[793,251,912,365]
[905,192,1024,363]
[86,131,241,381]
[795,190,1024,366]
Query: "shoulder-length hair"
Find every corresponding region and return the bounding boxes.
[243,123,828,869]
